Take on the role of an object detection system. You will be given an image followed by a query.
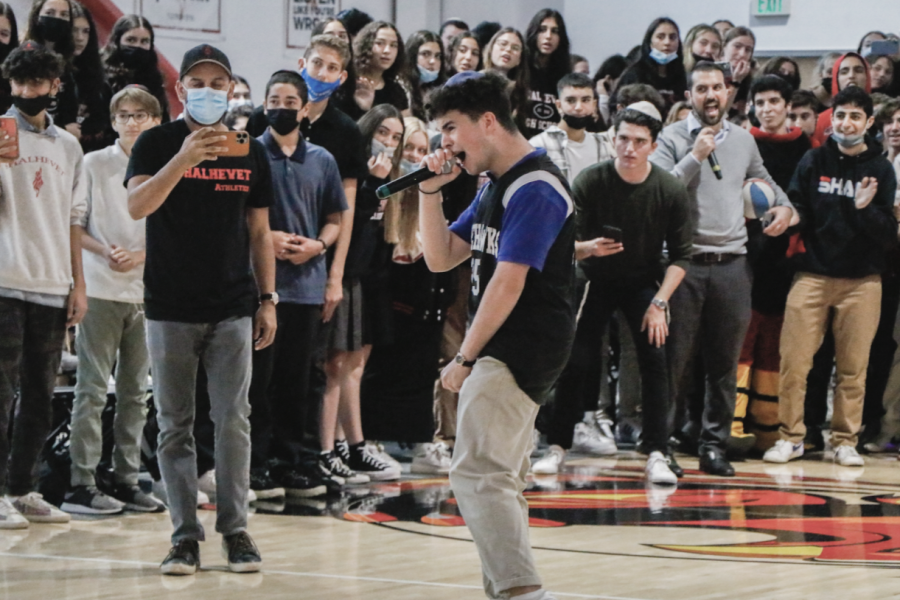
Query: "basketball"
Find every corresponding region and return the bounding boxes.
[742,178,776,220]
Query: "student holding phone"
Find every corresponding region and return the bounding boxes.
[534,101,694,485]
[125,44,276,576]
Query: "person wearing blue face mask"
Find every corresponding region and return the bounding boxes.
[125,44,278,577]
[614,17,687,114]
[402,30,446,122]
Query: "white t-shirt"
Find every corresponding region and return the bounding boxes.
[566,135,602,182]
[82,141,145,303]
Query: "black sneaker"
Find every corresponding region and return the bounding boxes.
[221,531,261,573]
[250,469,286,500]
[319,450,370,485]
[161,539,200,575]
[275,469,327,498]
[348,443,401,481]
[61,485,124,515]
[335,439,351,465]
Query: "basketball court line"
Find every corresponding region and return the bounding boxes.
[0,551,655,600]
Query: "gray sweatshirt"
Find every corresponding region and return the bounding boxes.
[650,117,792,255]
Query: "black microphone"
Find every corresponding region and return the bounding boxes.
[376,161,453,199]
[708,151,723,180]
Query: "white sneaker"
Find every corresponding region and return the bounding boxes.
[197,490,210,506]
[835,445,864,466]
[10,492,70,523]
[645,451,678,485]
[410,443,452,474]
[0,497,28,529]
[763,439,804,464]
[571,422,617,456]
[367,442,402,471]
[198,470,216,496]
[532,446,566,475]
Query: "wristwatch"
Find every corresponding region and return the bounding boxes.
[454,351,476,368]
[650,298,668,311]
[259,292,279,306]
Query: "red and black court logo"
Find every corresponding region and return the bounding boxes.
[329,466,900,567]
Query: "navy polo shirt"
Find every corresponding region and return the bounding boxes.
[260,129,347,305]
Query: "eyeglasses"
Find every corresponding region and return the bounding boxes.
[496,40,522,53]
[114,112,150,124]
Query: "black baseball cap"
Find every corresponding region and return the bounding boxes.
[179,44,232,79]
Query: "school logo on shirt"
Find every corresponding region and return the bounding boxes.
[32,167,43,196]
[818,176,859,198]
[183,166,252,193]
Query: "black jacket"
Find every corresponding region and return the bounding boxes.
[613,27,686,112]
[788,137,897,278]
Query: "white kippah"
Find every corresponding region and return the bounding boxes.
[626,101,662,122]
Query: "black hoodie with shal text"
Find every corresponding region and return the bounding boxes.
[787,136,897,278]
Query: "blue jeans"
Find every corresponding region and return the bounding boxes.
[147,317,252,544]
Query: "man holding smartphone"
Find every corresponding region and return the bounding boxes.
[126,45,276,575]
[541,102,694,485]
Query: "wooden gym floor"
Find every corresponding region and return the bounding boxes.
[4,451,900,599]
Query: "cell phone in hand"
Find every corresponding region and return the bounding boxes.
[601,225,623,244]
[0,116,18,159]
[216,130,250,157]
[714,61,734,83]
[760,213,774,229]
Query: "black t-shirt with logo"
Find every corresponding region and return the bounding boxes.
[520,68,560,139]
[125,119,273,323]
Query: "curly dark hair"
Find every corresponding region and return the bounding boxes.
[403,30,445,120]
[525,8,571,86]
[427,72,517,133]
[353,21,405,82]
[71,2,105,91]
[25,0,75,61]
[3,41,65,81]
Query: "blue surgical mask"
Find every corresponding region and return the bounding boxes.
[417,64,440,84]
[831,130,866,148]
[371,138,398,158]
[300,68,342,103]
[185,87,229,125]
[649,47,678,65]
[399,158,418,176]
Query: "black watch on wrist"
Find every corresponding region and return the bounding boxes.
[454,352,476,368]
[259,292,279,306]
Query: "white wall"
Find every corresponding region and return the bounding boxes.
[564,0,897,68]
[6,0,898,99]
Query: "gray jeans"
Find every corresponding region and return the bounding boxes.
[147,317,252,544]
[71,298,150,487]
[667,257,752,455]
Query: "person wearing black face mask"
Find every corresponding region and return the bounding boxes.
[102,15,170,121]
[23,0,79,130]
[529,73,613,185]
[247,70,349,497]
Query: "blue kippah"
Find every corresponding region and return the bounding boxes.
[445,71,485,87]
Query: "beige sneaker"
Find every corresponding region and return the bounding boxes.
[10,492,70,523]
[0,497,28,529]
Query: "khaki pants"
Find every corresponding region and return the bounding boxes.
[449,357,541,598]
[778,273,881,447]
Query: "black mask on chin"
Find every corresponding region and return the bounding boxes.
[692,52,712,64]
[821,76,832,91]
[36,15,70,44]
[118,46,156,70]
[13,93,57,117]
[562,113,594,130]
[266,108,300,135]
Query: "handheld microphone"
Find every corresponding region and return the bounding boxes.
[376,161,454,199]
[708,151,723,180]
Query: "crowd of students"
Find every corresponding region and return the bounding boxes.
[2,0,900,585]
